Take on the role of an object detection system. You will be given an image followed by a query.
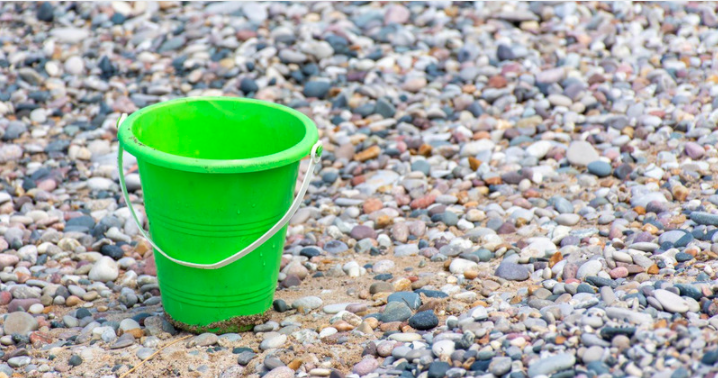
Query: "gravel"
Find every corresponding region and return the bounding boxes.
[1,2,718,377]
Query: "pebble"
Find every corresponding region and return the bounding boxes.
[653,289,689,313]
[577,260,603,279]
[691,212,718,226]
[273,300,290,313]
[88,257,119,282]
[8,356,31,368]
[685,142,705,159]
[587,161,612,177]
[260,334,287,350]
[3,312,38,335]
[495,263,529,281]
[136,348,155,360]
[36,2,53,21]
[111,334,135,349]
[449,258,478,274]
[428,361,451,378]
[489,357,512,376]
[528,353,576,377]
[264,366,294,378]
[526,141,553,159]
[372,260,395,273]
[394,244,419,256]
[567,141,600,166]
[555,214,580,226]
[237,351,257,366]
[353,357,379,376]
[408,310,439,330]
[322,303,350,314]
[68,355,82,367]
[189,333,218,347]
[64,56,84,75]
[292,296,322,310]
[380,302,412,322]
[432,340,455,359]
[388,292,421,310]
[389,333,421,342]
[304,81,331,99]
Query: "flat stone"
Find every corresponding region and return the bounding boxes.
[428,361,451,378]
[8,356,31,368]
[372,259,395,273]
[3,312,38,335]
[567,141,599,167]
[51,28,89,43]
[264,366,294,378]
[322,303,351,314]
[353,357,379,375]
[577,260,602,279]
[136,348,155,360]
[528,353,576,377]
[587,161,612,177]
[495,263,529,281]
[370,282,394,294]
[605,307,654,325]
[260,334,287,350]
[526,140,553,159]
[387,292,421,310]
[188,333,218,347]
[691,212,718,226]
[381,302,412,322]
[292,296,323,310]
[555,214,580,226]
[653,289,689,313]
[111,333,135,349]
[237,351,257,366]
[388,332,422,342]
[304,81,331,99]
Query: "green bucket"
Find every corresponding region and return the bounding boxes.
[116,97,320,333]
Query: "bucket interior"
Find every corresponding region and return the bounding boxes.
[130,99,307,160]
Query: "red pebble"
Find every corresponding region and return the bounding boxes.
[30,332,53,347]
[144,255,157,276]
[0,291,11,305]
[410,194,436,209]
[609,267,629,279]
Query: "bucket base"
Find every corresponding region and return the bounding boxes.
[165,310,270,334]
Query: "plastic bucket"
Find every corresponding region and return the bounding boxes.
[116,97,320,333]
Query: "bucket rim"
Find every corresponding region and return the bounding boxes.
[117,96,319,174]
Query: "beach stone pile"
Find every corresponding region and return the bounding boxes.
[1,2,718,378]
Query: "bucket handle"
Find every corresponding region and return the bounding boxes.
[116,113,323,270]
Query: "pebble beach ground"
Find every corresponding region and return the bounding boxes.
[2,1,718,378]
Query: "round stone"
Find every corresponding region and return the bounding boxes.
[3,312,38,336]
[587,161,612,177]
[408,310,439,330]
[303,81,331,98]
[88,256,119,282]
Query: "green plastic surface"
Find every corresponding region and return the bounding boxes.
[117,97,318,332]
